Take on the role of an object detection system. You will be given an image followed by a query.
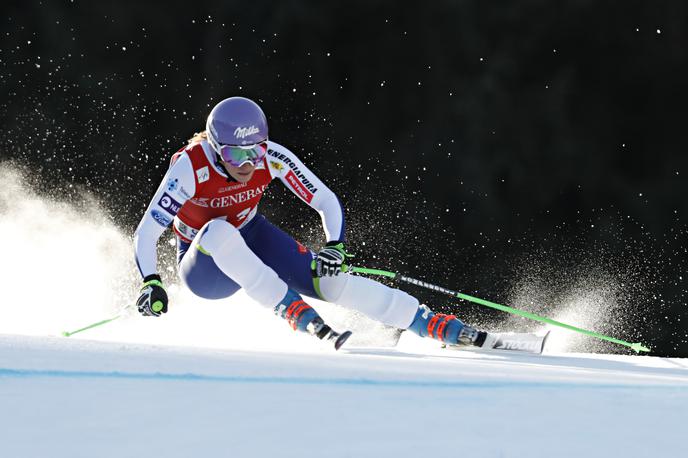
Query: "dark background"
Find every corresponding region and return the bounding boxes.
[2,1,687,356]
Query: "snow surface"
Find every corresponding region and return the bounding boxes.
[2,328,687,458]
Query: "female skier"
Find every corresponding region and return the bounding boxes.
[133,96,497,350]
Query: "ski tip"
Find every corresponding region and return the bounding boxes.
[61,331,71,337]
[334,331,353,350]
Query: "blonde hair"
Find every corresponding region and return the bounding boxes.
[188,130,207,144]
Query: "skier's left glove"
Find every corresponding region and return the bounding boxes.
[136,274,168,317]
[314,241,354,277]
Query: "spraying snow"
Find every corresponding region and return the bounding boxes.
[0,165,136,335]
[0,164,397,351]
[505,269,625,353]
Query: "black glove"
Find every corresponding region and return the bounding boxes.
[136,274,168,317]
[314,241,354,277]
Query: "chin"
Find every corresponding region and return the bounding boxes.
[233,172,254,183]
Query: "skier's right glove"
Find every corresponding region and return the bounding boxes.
[314,241,354,277]
[136,274,168,317]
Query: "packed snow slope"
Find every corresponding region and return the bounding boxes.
[2,325,687,458]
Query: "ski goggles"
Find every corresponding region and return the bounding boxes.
[216,142,268,167]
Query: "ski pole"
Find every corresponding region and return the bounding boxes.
[343,265,650,353]
[62,305,132,337]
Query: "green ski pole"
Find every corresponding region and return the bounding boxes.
[343,265,650,353]
[62,305,132,337]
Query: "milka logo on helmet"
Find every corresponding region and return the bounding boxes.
[234,125,260,140]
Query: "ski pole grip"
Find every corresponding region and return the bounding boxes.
[311,259,352,274]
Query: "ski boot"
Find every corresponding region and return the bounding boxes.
[275,289,352,350]
[407,304,548,353]
[407,304,483,347]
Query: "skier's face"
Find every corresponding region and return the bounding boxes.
[224,161,256,183]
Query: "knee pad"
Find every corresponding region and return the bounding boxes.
[197,219,243,253]
[318,274,419,329]
[196,219,287,307]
